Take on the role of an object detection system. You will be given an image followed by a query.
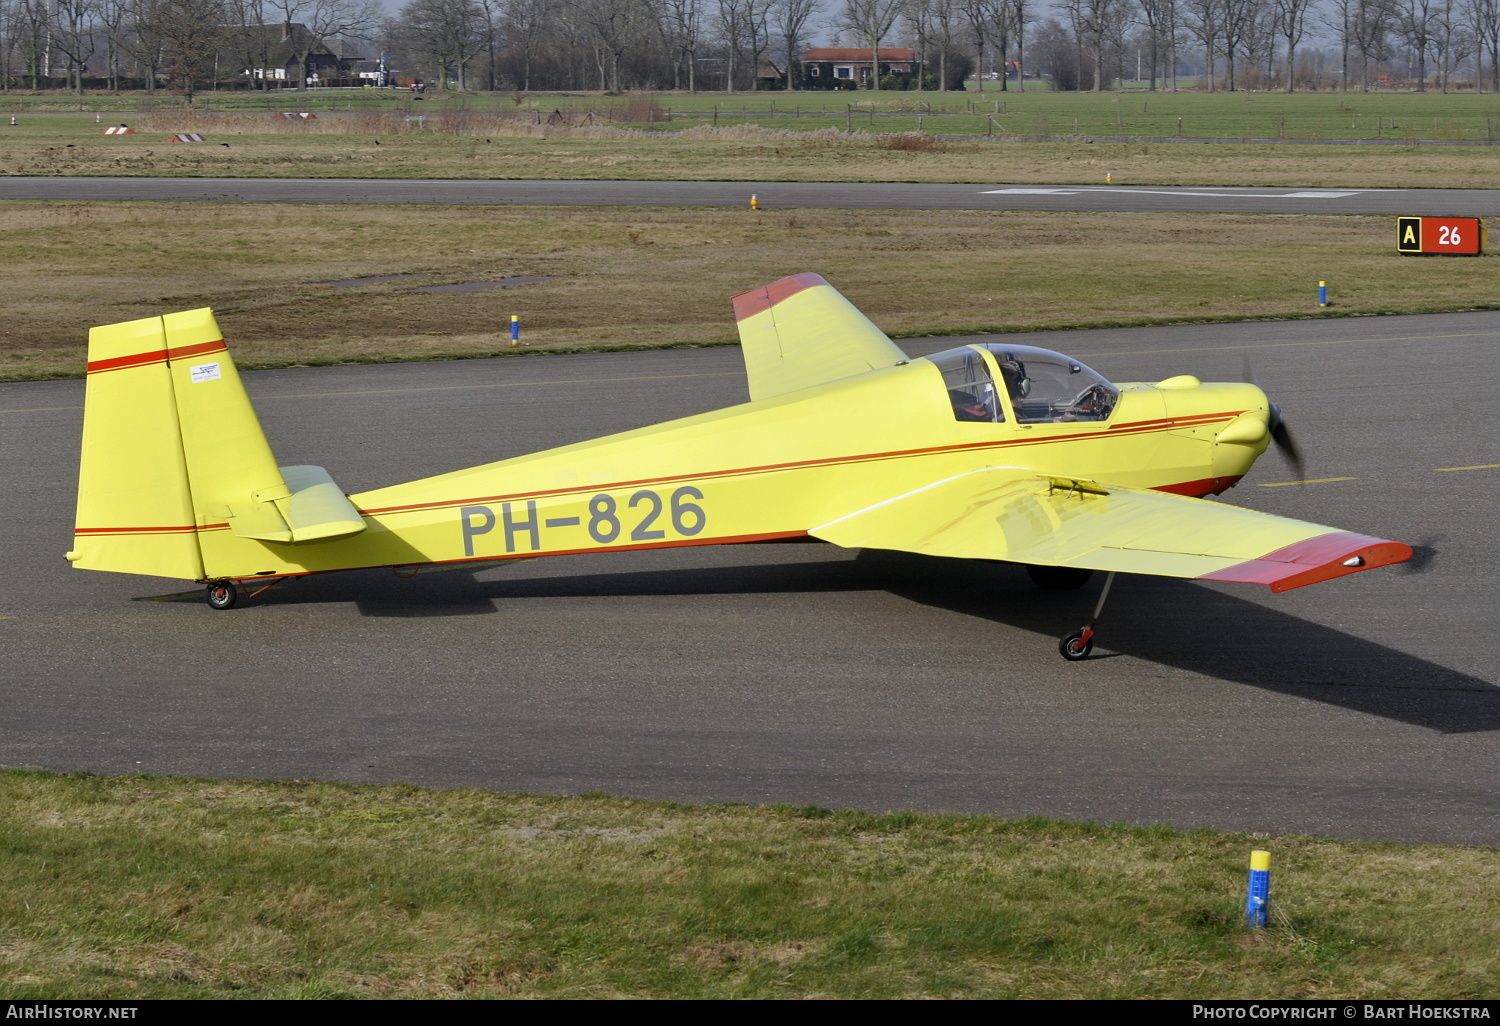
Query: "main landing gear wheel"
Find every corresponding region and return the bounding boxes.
[205,580,238,610]
[1059,628,1094,661]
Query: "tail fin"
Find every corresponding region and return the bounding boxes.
[68,313,207,580]
[69,309,362,583]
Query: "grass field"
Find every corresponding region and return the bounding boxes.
[2,201,1497,382]
[8,95,1500,186]
[0,769,1495,999]
[12,87,1500,143]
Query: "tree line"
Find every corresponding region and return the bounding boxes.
[2,0,1498,96]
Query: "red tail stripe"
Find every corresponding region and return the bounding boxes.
[86,339,227,375]
[86,348,169,374]
[167,340,228,361]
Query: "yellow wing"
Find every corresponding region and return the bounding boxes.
[810,468,1411,592]
[732,273,909,401]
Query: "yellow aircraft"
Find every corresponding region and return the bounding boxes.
[68,273,1412,659]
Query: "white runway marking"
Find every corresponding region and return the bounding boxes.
[981,187,1397,200]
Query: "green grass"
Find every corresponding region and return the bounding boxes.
[0,769,1495,998]
[11,88,1500,142]
[648,89,1500,141]
[8,107,1500,188]
[4,202,1499,381]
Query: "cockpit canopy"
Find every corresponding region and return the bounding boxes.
[929,344,1118,424]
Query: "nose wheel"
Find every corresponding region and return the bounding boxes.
[1058,571,1115,661]
[1059,627,1094,660]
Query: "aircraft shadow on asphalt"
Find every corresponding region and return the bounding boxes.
[202,543,1497,735]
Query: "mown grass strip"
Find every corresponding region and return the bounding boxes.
[7,111,1500,187]
[0,769,1495,999]
[2,203,1498,382]
[12,90,1500,144]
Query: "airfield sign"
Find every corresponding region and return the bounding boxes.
[1397,216,1484,255]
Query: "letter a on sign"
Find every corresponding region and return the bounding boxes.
[1397,217,1422,253]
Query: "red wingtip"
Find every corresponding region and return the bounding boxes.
[731,272,830,322]
[1199,532,1413,592]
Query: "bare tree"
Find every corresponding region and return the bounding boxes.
[928,0,957,87]
[1396,0,1438,86]
[15,0,53,87]
[656,0,699,88]
[1431,0,1472,89]
[988,0,1012,87]
[1219,0,1255,89]
[1351,0,1394,89]
[1183,0,1220,88]
[902,0,929,88]
[1007,0,1029,87]
[51,0,97,92]
[772,0,818,89]
[140,0,232,101]
[570,0,638,92]
[958,0,998,89]
[844,0,902,88]
[1063,0,1126,90]
[400,0,486,89]
[715,0,746,89]
[503,0,553,90]
[1466,0,1497,88]
[1272,0,1310,88]
[1138,0,1170,87]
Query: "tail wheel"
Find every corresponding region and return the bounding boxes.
[1059,629,1093,661]
[206,581,238,610]
[1026,565,1095,591]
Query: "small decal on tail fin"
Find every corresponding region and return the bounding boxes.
[190,362,222,384]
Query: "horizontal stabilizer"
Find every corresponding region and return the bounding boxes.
[811,468,1411,592]
[228,466,366,544]
[277,465,367,543]
[732,273,909,401]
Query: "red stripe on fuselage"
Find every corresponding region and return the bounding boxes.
[75,522,230,536]
[358,411,1248,517]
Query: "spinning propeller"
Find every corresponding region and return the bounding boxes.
[1245,359,1305,481]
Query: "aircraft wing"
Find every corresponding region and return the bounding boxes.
[732,273,909,401]
[810,468,1411,592]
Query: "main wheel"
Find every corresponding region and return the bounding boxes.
[1027,565,1095,591]
[205,580,238,610]
[1059,629,1093,661]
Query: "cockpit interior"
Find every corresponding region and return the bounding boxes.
[928,344,1119,425]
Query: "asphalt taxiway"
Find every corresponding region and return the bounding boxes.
[2,313,1497,843]
[1,177,1497,215]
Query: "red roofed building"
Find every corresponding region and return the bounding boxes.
[802,47,915,87]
